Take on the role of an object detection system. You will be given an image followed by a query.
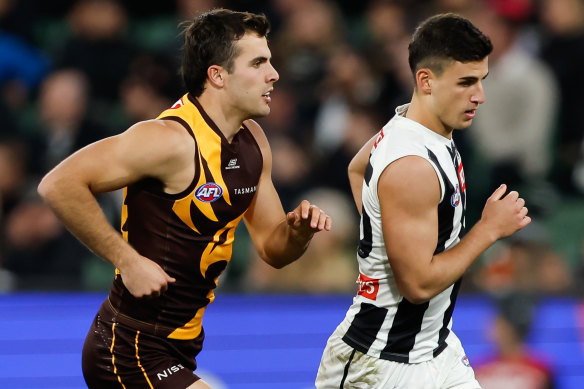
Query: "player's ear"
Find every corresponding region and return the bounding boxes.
[416,68,432,94]
[207,65,225,88]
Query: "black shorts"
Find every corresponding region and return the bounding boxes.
[82,301,204,389]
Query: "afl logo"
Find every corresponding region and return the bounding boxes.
[195,183,223,203]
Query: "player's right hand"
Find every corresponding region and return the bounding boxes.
[479,184,531,241]
[119,256,176,298]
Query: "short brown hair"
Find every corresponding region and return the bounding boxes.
[180,9,270,97]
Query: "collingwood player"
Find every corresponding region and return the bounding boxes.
[316,13,531,389]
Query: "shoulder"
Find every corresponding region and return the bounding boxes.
[117,119,195,174]
[125,119,194,152]
[371,123,427,168]
[243,119,270,153]
[383,155,439,184]
[376,116,423,148]
[378,155,441,208]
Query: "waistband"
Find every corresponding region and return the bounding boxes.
[99,297,178,337]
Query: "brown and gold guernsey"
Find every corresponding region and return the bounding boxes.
[107,94,263,340]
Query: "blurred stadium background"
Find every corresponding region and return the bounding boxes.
[0,0,583,388]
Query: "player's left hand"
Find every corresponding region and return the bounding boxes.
[286,200,332,238]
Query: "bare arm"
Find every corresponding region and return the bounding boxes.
[243,120,331,268]
[379,156,531,304]
[348,132,379,213]
[37,120,193,297]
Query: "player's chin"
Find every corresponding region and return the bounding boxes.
[251,106,271,118]
[457,119,474,130]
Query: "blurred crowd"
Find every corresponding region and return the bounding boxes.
[0,0,583,304]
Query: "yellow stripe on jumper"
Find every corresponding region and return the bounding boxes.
[110,323,127,389]
[134,331,154,388]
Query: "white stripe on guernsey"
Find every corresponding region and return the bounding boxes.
[409,284,454,363]
[427,159,446,203]
[367,303,398,359]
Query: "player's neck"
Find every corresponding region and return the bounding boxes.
[406,95,453,139]
[197,92,243,143]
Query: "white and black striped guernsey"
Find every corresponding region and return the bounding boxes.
[339,104,467,364]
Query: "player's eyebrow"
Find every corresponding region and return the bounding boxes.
[250,56,269,65]
[458,72,489,83]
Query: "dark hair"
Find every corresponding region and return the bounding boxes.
[408,13,492,78]
[180,9,271,97]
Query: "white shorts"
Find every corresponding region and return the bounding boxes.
[315,326,481,389]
